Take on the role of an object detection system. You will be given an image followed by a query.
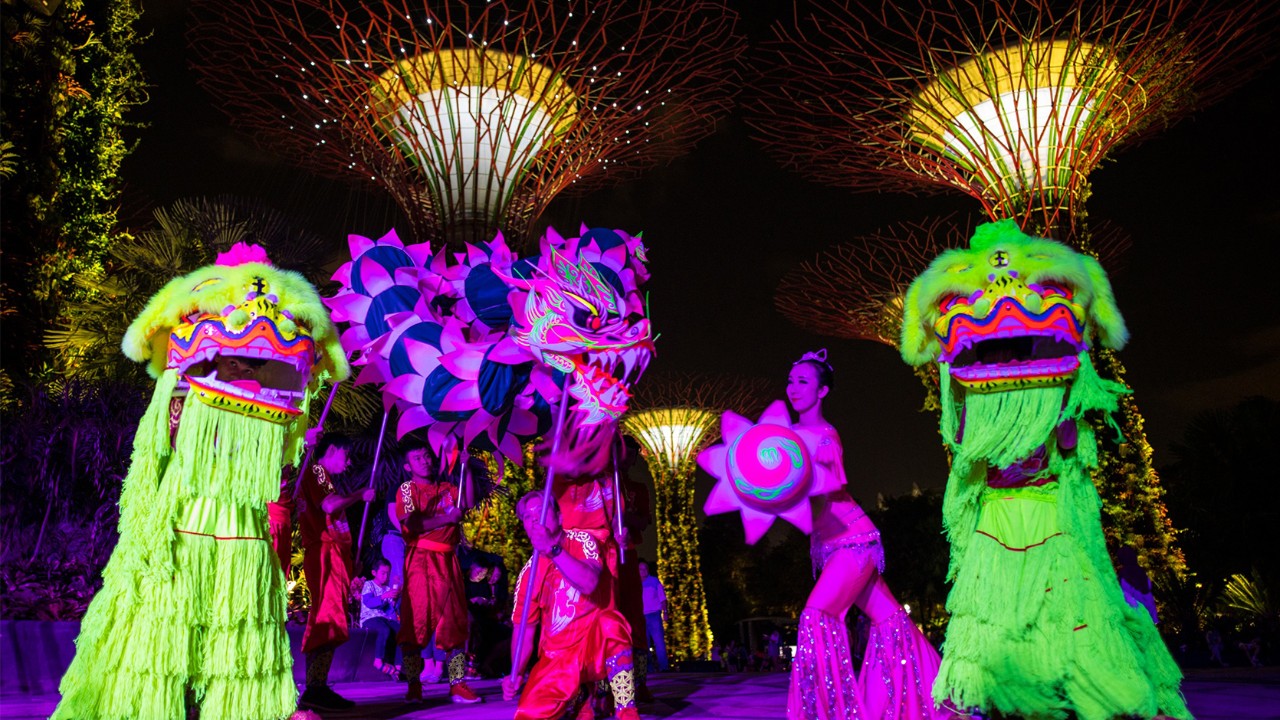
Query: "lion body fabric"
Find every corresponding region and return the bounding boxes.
[901,221,1190,720]
[52,252,347,720]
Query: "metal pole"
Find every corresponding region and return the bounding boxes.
[509,390,572,685]
[354,407,391,560]
[612,432,626,568]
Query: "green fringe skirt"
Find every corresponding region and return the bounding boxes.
[934,483,1191,720]
[51,497,296,720]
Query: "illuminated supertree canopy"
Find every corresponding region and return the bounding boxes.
[751,0,1279,234]
[621,372,771,663]
[188,0,744,247]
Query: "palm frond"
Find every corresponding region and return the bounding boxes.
[1222,570,1276,621]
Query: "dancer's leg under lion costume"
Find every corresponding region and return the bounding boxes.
[52,244,348,720]
[900,220,1190,720]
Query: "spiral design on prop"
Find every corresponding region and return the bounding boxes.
[727,424,812,512]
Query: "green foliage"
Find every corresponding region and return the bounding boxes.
[463,444,541,583]
[1152,570,1218,642]
[0,0,147,384]
[1221,570,1276,628]
[45,195,339,385]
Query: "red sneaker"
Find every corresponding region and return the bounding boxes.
[615,706,641,720]
[450,682,483,704]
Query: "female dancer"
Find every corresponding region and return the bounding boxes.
[785,350,944,720]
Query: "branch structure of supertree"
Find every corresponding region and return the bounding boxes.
[188,0,744,247]
[752,0,1278,235]
[776,215,1131,352]
[621,372,772,663]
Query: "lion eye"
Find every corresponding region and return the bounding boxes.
[1032,282,1074,300]
[939,294,969,313]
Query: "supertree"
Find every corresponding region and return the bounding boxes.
[621,372,772,663]
[751,0,1279,237]
[188,0,743,248]
[751,0,1277,580]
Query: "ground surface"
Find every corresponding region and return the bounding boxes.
[3,668,1277,719]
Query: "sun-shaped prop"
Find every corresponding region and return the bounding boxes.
[699,400,839,544]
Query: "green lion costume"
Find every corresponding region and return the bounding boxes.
[52,244,348,720]
[900,221,1189,720]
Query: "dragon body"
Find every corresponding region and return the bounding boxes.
[328,225,653,473]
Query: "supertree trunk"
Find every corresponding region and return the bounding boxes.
[647,460,713,663]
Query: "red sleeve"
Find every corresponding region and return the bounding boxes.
[511,558,543,625]
[302,464,334,508]
[394,482,415,528]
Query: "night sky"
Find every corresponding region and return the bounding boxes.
[124,1,1280,512]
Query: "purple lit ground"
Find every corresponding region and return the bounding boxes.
[2,669,1278,719]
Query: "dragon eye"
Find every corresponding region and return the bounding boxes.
[564,292,599,317]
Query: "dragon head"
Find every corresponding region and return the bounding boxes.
[505,226,654,472]
[900,220,1127,392]
[124,243,349,422]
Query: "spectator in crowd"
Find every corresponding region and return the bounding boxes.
[361,558,402,678]
[639,559,670,672]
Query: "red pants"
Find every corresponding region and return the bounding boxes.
[397,544,468,651]
[515,609,631,720]
[301,540,352,653]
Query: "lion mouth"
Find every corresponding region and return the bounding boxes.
[949,334,1082,384]
[939,298,1085,387]
[181,350,310,419]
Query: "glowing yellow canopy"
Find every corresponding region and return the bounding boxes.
[908,40,1139,200]
[371,49,579,228]
[623,407,720,472]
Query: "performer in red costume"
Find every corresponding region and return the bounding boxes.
[297,434,374,712]
[558,440,655,707]
[395,443,481,704]
[505,490,639,720]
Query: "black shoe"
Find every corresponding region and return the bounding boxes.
[299,685,356,711]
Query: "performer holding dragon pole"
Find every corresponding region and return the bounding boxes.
[52,244,349,720]
[899,219,1190,720]
[327,225,655,716]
